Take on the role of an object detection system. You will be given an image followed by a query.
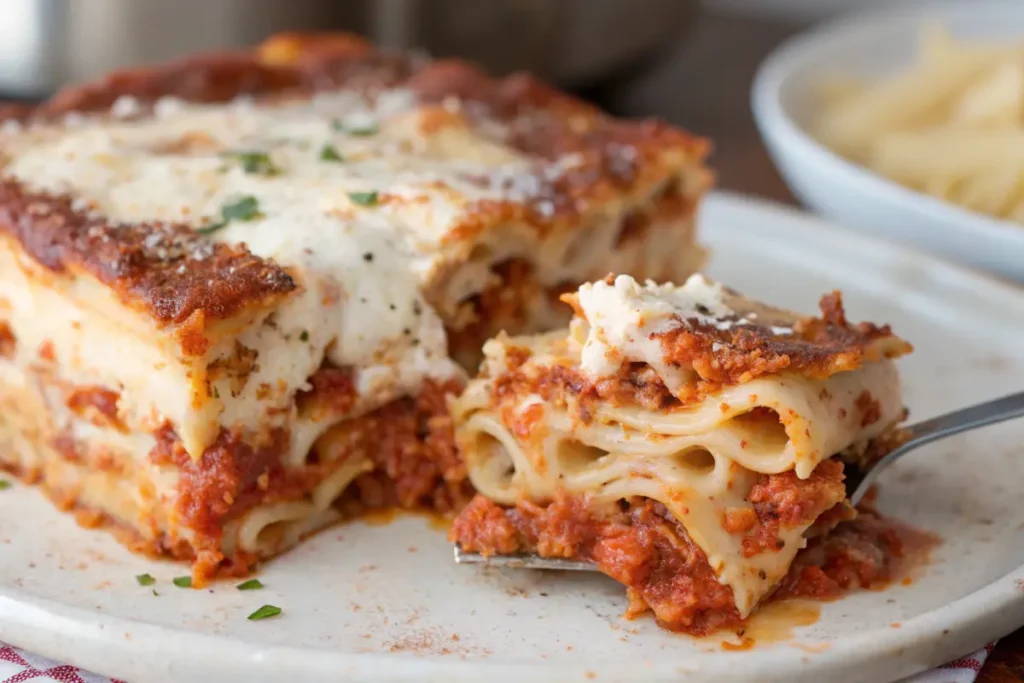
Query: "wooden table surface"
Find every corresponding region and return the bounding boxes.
[590,8,1024,681]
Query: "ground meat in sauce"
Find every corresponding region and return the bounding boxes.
[593,362,679,412]
[451,487,933,636]
[65,386,124,430]
[775,506,934,600]
[0,321,14,358]
[493,360,679,426]
[148,379,469,581]
[452,494,743,635]
[446,261,577,371]
[295,364,358,418]
[334,378,472,514]
[742,458,847,557]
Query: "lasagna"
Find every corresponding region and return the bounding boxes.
[0,34,711,581]
[450,274,915,634]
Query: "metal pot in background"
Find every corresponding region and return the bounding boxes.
[0,0,697,98]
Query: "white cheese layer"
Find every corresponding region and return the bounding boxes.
[575,274,735,392]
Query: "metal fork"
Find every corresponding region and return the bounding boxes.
[454,390,1024,571]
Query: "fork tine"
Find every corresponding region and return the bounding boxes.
[454,545,598,571]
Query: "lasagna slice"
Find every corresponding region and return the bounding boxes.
[450,274,914,634]
[0,34,710,581]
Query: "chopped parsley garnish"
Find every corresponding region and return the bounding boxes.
[135,573,156,586]
[236,579,265,591]
[172,576,192,588]
[221,195,262,222]
[248,604,282,621]
[195,221,227,236]
[332,120,378,136]
[319,144,344,162]
[0,480,10,490]
[152,589,160,596]
[299,331,309,342]
[349,191,378,207]
[197,195,263,235]
[226,151,280,176]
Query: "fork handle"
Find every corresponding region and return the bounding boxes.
[848,389,1024,506]
[905,390,1024,447]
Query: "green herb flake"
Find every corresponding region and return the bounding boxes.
[0,480,11,490]
[135,573,156,586]
[221,195,262,222]
[236,579,265,591]
[348,191,379,207]
[196,220,227,236]
[227,151,280,176]
[196,195,264,237]
[152,589,160,596]
[332,120,378,136]
[247,604,282,621]
[173,576,192,588]
[299,331,309,343]
[319,144,344,162]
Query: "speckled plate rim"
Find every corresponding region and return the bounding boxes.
[2,191,1024,683]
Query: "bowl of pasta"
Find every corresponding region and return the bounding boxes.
[752,0,1024,282]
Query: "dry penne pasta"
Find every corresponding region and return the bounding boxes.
[814,24,1024,224]
[869,130,1024,182]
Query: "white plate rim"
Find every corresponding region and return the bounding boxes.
[2,191,1024,683]
[751,0,1024,253]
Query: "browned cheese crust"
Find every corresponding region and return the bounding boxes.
[0,183,296,332]
[552,287,913,410]
[653,291,910,386]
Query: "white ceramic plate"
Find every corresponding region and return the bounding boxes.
[2,192,1024,683]
[752,0,1024,282]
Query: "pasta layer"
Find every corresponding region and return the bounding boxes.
[0,357,468,581]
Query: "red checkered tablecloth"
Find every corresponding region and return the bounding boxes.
[0,640,996,682]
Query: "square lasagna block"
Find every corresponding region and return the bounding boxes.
[0,33,711,581]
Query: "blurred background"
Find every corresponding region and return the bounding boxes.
[0,0,903,199]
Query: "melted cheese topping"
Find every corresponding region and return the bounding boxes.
[0,86,705,464]
[576,274,742,391]
[0,91,567,456]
